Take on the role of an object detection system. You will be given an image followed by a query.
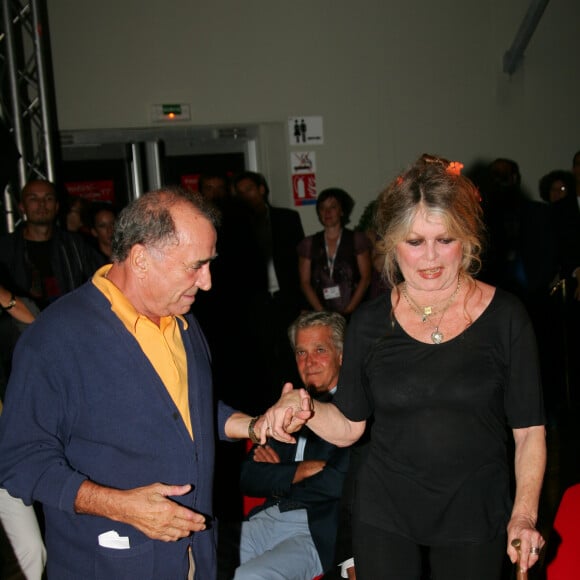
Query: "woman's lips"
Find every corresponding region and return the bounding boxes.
[419,267,442,278]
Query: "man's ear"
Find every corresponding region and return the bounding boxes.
[130,244,149,277]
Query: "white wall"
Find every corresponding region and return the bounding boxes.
[46,0,580,234]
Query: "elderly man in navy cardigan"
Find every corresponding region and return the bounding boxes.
[0,187,275,580]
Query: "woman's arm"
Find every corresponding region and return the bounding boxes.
[298,255,324,311]
[306,397,366,447]
[0,285,36,324]
[262,385,366,447]
[343,249,372,315]
[506,425,546,573]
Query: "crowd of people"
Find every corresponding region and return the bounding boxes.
[0,150,578,579]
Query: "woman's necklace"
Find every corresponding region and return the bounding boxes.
[401,275,462,344]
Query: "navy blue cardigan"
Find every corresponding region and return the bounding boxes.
[0,281,235,579]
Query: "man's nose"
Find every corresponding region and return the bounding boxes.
[197,263,212,291]
[304,353,316,367]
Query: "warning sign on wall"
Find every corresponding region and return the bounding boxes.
[292,174,317,206]
[290,151,317,206]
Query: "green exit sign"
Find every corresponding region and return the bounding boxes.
[151,103,191,122]
[162,104,182,115]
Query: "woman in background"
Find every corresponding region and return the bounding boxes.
[298,188,371,316]
[89,203,117,261]
[63,194,91,237]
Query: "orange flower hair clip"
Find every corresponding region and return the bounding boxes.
[446,161,464,176]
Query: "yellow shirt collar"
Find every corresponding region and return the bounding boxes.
[92,264,188,332]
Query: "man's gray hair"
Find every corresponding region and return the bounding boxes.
[111,186,220,262]
[288,311,346,352]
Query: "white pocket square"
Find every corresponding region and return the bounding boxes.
[98,530,131,550]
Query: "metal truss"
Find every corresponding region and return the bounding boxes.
[1,0,57,231]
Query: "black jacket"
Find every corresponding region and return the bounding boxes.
[0,226,105,310]
[240,425,349,571]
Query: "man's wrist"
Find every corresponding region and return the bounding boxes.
[248,415,261,444]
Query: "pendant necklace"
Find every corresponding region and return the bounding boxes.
[401,275,462,344]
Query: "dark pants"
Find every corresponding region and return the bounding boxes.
[353,519,506,580]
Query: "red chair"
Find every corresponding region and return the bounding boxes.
[546,483,580,579]
[242,439,266,517]
[241,440,323,580]
[242,487,266,515]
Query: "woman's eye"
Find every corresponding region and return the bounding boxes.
[406,239,422,247]
[438,238,455,244]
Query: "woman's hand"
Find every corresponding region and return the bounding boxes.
[298,255,324,311]
[506,513,545,572]
[509,425,547,573]
[259,383,313,443]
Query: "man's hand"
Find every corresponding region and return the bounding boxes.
[253,445,326,483]
[292,460,326,484]
[253,445,281,463]
[260,383,313,443]
[75,480,206,542]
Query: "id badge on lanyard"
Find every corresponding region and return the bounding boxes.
[323,231,342,301]
[323,285,341,300]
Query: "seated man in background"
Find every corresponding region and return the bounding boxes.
[234,311,350,580]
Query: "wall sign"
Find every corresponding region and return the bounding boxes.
[64,180,115,203]
[290,151,317,206]
[288,116,324,145]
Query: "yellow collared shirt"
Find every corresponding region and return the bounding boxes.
[92,265,193,439]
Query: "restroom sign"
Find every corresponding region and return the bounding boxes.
[288,116,324,145]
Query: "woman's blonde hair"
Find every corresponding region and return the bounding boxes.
[375,154,484,288]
